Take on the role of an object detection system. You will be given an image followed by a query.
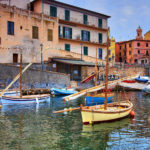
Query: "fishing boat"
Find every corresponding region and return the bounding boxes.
[81,30,133,124]
[50,88,77,95]
[135,76,149,83]
[85,92,113,106]
[1,52,50,105]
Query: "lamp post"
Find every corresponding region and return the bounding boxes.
[40,43,44,71]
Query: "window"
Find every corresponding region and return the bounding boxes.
[50,6,57,17]
[98,18,102,28]
[65,10,70,21]
[99,33,103,43]
[84,46,88,55]
[146,43,149,47]
[109,49,111,55]
[138,50,140,54]
[83,14,88,25]
[63,26,72,39]
[48,29,53,41]
[13,53,18,63]
[0,37,1,45]
[119,52,121,56]
[120,46,122,50]
[109,58,111,61]
[129,51,131,55]
[129,43,132,47]
[124,44,126,48]
[65,44,70,51]
[146,50,149,56]
[81,30,90,41]
[7,21,14,35]
[32,26,38,39]
[98,48,103,59]
[137,43,140,47]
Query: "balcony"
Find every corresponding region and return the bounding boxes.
[59,18,108,32]
[59,36,107,47]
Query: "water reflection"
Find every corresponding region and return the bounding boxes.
[0,92,150,149]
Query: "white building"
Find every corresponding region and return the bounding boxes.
[31,0,110,60]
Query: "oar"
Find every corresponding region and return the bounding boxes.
[53,106,82,114]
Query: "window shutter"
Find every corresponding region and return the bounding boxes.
[50,6,57,17]
[88,31,90,42]
[83,14,88,25]
[48,29,53,41]
[69,28,72,39]
[65,10,70,21]
[65,44,70,51]
[99,33,102,43]
[59,26,61,37]
[63,26,65,38]
[84,46,88,55]
[98,48,103,59]
[32,26,38,39]
[81,30,84,41]
[7,21,14,35]
[54,7,57,17]
[98,19,102,28]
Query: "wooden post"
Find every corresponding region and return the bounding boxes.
[104,29,110,110]
[20,53,22,98]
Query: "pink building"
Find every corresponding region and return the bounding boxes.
[116,27,150,65]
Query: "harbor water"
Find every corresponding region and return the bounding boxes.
[0,92,150,149]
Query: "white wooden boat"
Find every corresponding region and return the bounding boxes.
[81,101,133,124]
[2,94,50,104]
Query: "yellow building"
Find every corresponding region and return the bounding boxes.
[144,31,150,40]
[0,3,58,63]
[109,37,116,65]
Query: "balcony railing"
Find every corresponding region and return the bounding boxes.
[59,18,108,31]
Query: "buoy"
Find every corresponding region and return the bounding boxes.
[130,110,135,118]
[0,105,2,108]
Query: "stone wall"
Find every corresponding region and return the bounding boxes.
[0,64,70,89]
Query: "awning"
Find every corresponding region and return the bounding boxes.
[52,58,102,66]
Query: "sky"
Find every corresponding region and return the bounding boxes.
[54,0,150,42]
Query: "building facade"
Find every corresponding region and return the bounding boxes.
[31,0,110,61]
[109,37,116,65]
[144,31,150,40]
[0,3,58,63]
[116,27,150,65]
[0,0,30,9]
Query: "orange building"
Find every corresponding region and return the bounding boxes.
[116,27,150,65]
[0,3,58,63]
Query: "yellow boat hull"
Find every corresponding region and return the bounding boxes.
[81,101,133,124]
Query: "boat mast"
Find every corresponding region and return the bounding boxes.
[20,52,23,98]
[104,28,110,110]
[95,48,98,92]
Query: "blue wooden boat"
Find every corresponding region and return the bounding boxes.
[50,88,77,95]
[85,93,113,106]
[135,76,149,83]
[1,94,50,105]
